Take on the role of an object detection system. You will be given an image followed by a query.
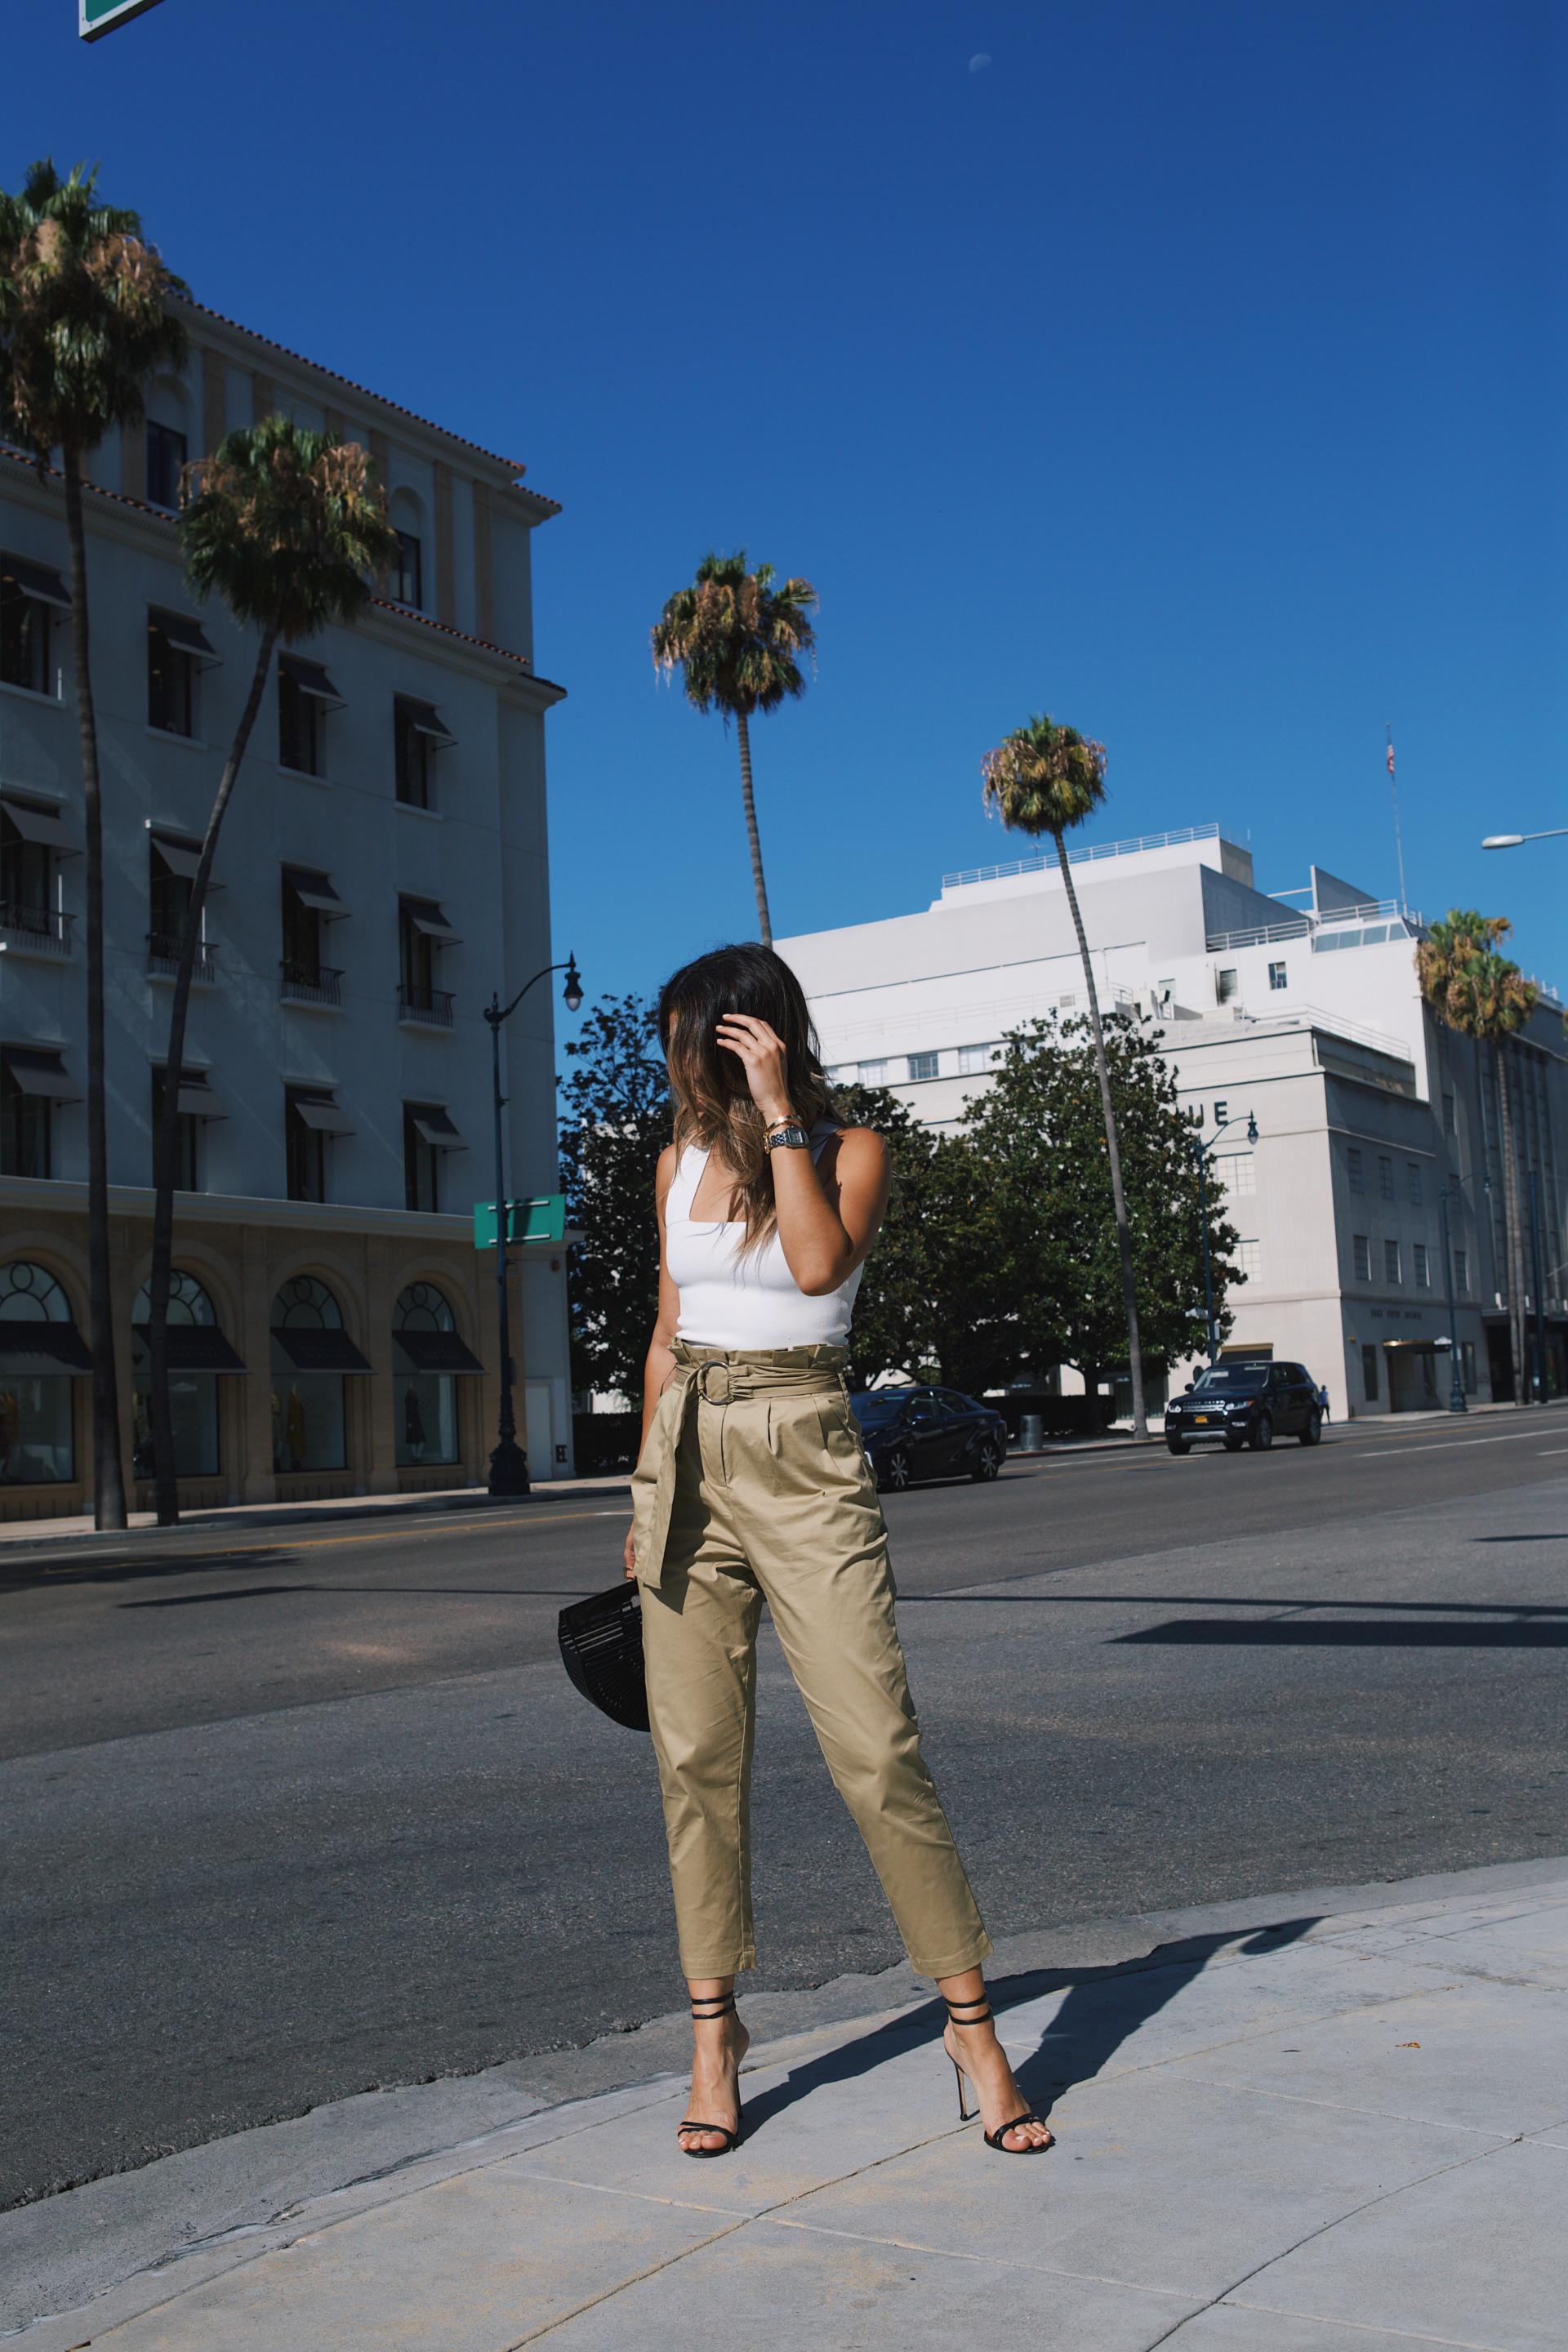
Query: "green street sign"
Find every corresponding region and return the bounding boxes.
[474,1195,568,1250]
[80,0,166,38]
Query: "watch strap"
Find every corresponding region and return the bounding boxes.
[764,1122,812,1151]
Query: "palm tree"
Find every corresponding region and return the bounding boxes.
[981,713,1148,1438]
[143,418,397,1523]
[1416,910,1538,1403]
[651,550,816,944]
[0,161,187,1530]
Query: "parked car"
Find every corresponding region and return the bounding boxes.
[848,1386,1009,1490]
[1165,1361,1324,1454]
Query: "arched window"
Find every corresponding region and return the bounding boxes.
[130,1272,237,1481]
[0,1261,84,1485]
[270,1276,368,1474]
[391,1282,473,1467]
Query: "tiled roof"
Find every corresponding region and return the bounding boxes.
[181,300,559,501]
[1,439,169,522]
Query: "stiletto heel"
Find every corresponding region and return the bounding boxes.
[942,1994,1054,2156]
[678,1992,745,2158]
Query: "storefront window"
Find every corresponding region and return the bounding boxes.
[393,1282,461,1466]
[270,1275,350,1472]
[131,1272,223,1479]
[0,1260,78,1484]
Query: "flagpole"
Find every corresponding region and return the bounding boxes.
[1386,724,1408,911]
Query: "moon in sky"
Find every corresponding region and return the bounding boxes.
[969,52,992,73]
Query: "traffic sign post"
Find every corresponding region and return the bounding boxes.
[80,0,166,39]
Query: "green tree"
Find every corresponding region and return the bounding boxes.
[559,995,672,1401]
[981,713,1150,1435]
[142,419,396,1521]
[967,1014,1240,1401]
[0,160,188,1529]
[651,550,817,945]
[1416,910,1538,1401]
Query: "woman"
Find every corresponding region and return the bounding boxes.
[626,942,1051,2160]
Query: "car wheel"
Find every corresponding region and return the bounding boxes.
[1250,1414,1274,1451]
[880,1447,913,1492]
[1299,1410,1322,1446]
[1166,1437,1191,1456]
[970,1439,1002,1481]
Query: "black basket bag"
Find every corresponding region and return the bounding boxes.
[557,1581,649,1734]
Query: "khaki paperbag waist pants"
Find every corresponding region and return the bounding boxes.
[630,1341,991,1981]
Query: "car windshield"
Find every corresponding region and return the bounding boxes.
[849,1392,910,1426]
[1193,1366,1267,1394]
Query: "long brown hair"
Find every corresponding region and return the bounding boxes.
[657,943,835,1254]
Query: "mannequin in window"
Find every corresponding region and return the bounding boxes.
[403,1385,426,1460]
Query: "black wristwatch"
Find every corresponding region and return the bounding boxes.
[764,1121,812,1152]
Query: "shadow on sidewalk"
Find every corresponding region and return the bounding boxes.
[741,1916,1319,2137]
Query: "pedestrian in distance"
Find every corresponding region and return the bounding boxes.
[624,943,1051,2159]
[1317,1382,1331,1423]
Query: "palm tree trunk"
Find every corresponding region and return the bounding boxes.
[1494,1042,1529,1402]
[147,621,279,1523]
[734,710,773,946]
[1055,835,1147,1437]
[64,450,127,1531]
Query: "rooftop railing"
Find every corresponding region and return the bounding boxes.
[1205,900,1427,953]
[943,823,1221,892]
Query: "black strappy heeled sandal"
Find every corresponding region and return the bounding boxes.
[944,1993,1054,2155]
[677,1991,745,2158]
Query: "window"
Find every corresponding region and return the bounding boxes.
[858,1059,889,1084]
[1347,1146,1365,1195]
[150,1065,202,1192]
[1,1046,72,1177]
[1407,1163,1423,1207]
[1379,1156,1395,1201]
[270,1275,361,1473]
[1215,969,1238,1003]
[148,616,195,734]
[0,555,65,694]
[148,833,198,952]
[958,1042,997,1075]
[0,1259,82,1483]
[280,866,344,1003]
[394,697,454,808]
[398,897,458,1024]
[1384,1238,1402,1283]
[1235,1237,1260,1279]
[1362,1343,1379,1401]
[1454,1247,1468,1293]
[392,529,423,608]
[1268,960,1288,991]
[1217,1152,1256,1196]
[130,1271,229,1481]
[908,1050,939,1082]
[1414,1242,1430,1287]
[403,1103,466,1212]
[145,418,187,511]
[1461,1340,1477,1394]
[393,1282,475,1467]
[276,654,342,777]
[1,797,68,947]
[285,1087,352,1202]
[1352,1233,1371,1281]
[1442,1091,1456,1137]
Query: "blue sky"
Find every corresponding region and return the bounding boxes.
[7,1,1563,1009]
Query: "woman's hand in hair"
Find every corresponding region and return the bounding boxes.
[715,1013,795,1126]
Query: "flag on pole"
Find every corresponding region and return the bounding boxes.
[1386,740,1396,776]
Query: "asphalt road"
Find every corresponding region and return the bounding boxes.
[4,1411,1567,2209]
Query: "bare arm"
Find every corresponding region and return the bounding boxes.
[715,1014,891,1295]
[625,1144,681,1577]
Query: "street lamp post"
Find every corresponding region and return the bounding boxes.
[1192,1108,1258,1363]
[483,955,583,1498]
[1482,827,1568,850]
[1436,1180,1467,1414]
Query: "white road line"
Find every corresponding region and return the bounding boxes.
[1352,1430,1553,1460]
[1535,1448,1568,1458]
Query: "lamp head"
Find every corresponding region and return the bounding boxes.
[562,953,584,1014]
[1481,835,1523,850]
[1246,1113,1258,1145]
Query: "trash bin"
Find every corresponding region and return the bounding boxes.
[1019,1412,1044,1452]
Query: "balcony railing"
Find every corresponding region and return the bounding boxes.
[0,901,73,956]
[280,960,343,1007]
[146,931,216,983]
[398,982,454,1027]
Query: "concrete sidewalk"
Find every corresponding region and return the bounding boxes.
[6,1857,1565,2349]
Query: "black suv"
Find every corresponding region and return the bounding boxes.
[1165,1361,1323,1454]
[849,1386,1009,1490]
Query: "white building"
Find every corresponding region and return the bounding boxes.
[1,297,574,1518]
[778,825,1568,1418]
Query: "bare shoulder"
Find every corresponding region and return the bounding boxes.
[819,1125,891,1187]
[655,1142,679,1202]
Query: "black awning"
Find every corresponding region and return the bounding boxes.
[0,1321,92,1375]
[150,608,220,664]
[278,653,345,707]
[394,1330,484,1376]
[397,697,457,747]
[0,795,74,852]
[282,865,345,915]
[0,1045,78,1100]
[132,1324,247,1374]
[2,553,70,608]
[400,897,461,944]
[410,1107,466,1149]
[149,830,203,879]
[270,1327,372,1374]
[289,1094,354,1135]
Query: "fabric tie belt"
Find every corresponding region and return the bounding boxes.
[630,1341,849,1589]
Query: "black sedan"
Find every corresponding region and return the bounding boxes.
[849,1386,1008,1490]
[1165,1360,1324,1454]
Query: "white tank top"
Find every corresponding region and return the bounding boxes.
[666,1126,865,1349]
